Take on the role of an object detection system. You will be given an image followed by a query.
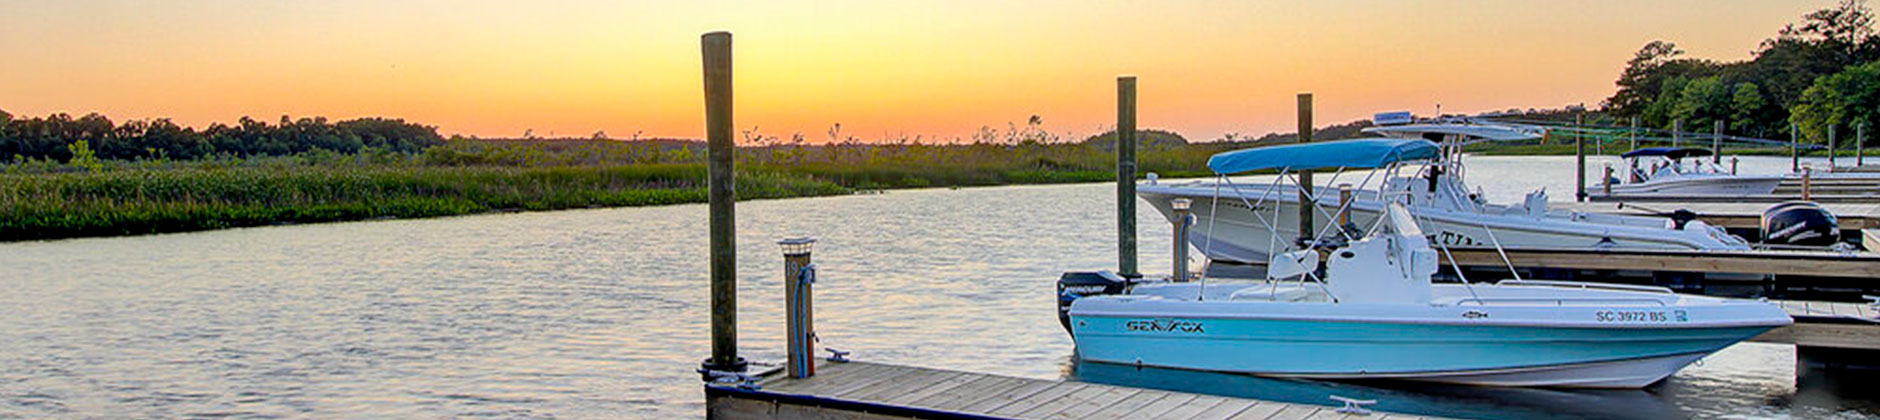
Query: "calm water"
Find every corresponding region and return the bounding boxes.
[2,156,1873,419]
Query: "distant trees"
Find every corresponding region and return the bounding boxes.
[1605,0,1880,142]
[0,111,444,162]
[1791,60,1880,142]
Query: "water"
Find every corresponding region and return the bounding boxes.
[1,155,1873,419]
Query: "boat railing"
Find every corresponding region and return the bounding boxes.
[1493,279,1676,294]
[1450,297,1671,307]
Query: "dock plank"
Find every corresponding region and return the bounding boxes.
[842,370,964,401]
[987,382,1088,417]
[1191,399,1261,420]
[1267,404,1324,420]
[1018,384,1140,419]
[1119,393,1197,419]
[872,370,986,406]
[903,374,1016,409]
[1225,401,1288,420]
[953,376,1059,414]
[1151,395,1231,420]
[1082,390,1173,420]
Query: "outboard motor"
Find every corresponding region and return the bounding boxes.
[1761,201,1840,247]
[1056,271,1131,334]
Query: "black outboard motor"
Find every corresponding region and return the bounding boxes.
[1056,271,1131,334]
[1762,201,1840,247]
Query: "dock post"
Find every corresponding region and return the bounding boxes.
[1630,116,1639,151]
[1830,124,1838,169]
[1731,157,1739,175]
[1793,122,1801,173]
[1859,122,1866,167]
[1576,113,1586,202]
[1338,184,1353,229]
[1673,119,1682,148]
[1803,169,1814,201]
[1603,166,1613,195]
[1712,120,1723,164]
[1171,198,1191,282]
[699,31,746,376]
[779,238,817,379]
[1116,76,1139,278]
[1298,93,1315,238]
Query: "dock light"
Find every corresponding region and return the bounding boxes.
[779,237,815,257]
[1171,199,1193,282]
[778,237,817,378]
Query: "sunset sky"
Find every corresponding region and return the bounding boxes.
[0,1,1835,143]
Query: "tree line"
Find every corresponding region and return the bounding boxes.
[1607,0,1879,143]
[0,111,444,162]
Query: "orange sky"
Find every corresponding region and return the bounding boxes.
[0,1,1834,143]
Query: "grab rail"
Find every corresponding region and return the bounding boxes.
[1494,279,1675,294]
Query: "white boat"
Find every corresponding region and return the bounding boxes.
[1140,135,1749,264]
[1596,147,1783,196]
[1066,203,1792,388]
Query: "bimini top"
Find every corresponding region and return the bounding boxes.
[1621,147,1712,160]
[1362,123,1543,142]
[1207,138,1440,174]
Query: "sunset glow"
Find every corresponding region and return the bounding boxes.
[0,0,1834,142]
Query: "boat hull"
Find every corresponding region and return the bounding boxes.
[1139,185,1740,263]
[1601,175,1784,196]
[1067,293,1787,388]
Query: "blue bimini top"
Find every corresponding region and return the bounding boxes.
[1206,138,1440,174]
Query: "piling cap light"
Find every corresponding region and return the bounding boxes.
[778,237,817,256]
[1171,198,1192,211]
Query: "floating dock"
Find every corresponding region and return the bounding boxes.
[706,360,1445,420]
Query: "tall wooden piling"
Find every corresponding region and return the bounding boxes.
[1860,122,1867,167]
[1793,122,1802,173]
[1673,119,1682,148]
[1297,93,1315,239]
[1116,76,1139,278]
[1830,124,1839,168]
[1713,120,1723,164]
[1170,198,1191,282]
[701,31,746,374]
[1630,116,1639,151]
[1576,114,1586,202]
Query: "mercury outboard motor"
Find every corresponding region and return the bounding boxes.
[1762,201,1840,247]
[1056,271,1131,334]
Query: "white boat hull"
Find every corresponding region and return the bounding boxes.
[1599,175,1784,196]
[1140,184,1745,263]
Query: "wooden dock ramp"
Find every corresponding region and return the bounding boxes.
[706,361,1447,420]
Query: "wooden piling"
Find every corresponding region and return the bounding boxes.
[1575,114,1586,202]
[1673,119,1682,148]
[1793,122,1801,173]
[1830,124,1838,168]
[1170,199,1191,282]
[1297,93,1315,239]
[1803,168,1814,201]
[1116,76,1138,278]
[1712,120,1723,164]
[701,31,746,374]
[780,238,816,379]
[1630,116,1639,151]
[1859,122,1866,167]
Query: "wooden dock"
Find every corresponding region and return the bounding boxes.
[1756,299,1880,350]
[706,361,1445,420]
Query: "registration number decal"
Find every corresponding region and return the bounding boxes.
[1596,310,1688,323]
